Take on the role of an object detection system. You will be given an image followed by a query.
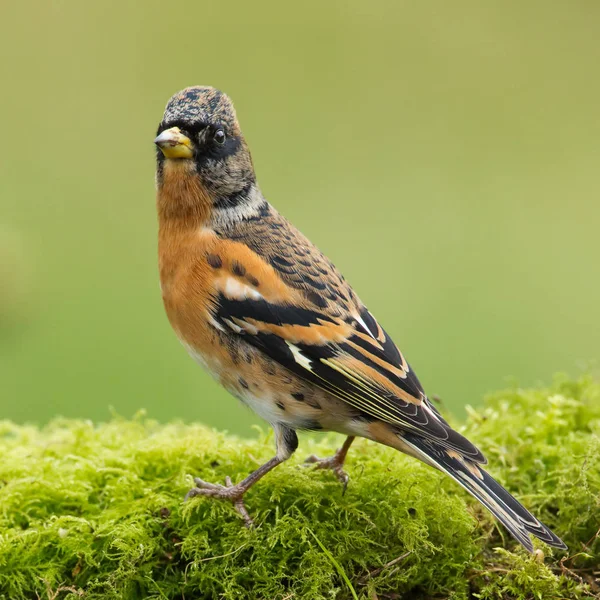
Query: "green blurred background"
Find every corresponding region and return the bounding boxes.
[1,1,598,435]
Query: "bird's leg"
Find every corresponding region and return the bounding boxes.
[305,435,355,491]
[186,425,298,527]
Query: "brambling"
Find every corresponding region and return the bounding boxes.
[154,86,566,552]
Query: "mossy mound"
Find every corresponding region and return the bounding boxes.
[0,376,598,599]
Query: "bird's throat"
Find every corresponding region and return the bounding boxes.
[156,160,213,227]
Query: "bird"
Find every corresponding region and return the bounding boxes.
[154,85,566,553]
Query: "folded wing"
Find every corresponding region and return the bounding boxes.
[213,287,485,463]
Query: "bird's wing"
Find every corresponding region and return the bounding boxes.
[210,205,485,463]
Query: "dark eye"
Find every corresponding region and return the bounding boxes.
[213,129,226,145]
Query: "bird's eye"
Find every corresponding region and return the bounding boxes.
[214,129,226,145]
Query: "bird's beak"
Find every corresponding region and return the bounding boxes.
[154,127,193,159]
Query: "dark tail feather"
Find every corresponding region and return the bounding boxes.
[402,433,567,552]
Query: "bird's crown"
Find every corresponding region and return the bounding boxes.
[161,86,239,133]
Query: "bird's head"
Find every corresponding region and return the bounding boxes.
[155,87,257,220]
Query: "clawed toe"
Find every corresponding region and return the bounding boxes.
[192,477,223,490]
[185,476,254,527]
[304,453,350,492]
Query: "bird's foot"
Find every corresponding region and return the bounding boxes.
[304,452,350,492]
[185,476,253,527]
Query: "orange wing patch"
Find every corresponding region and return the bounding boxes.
[211,238,306,305]
[242,318,352,346]
[344,339,409,381]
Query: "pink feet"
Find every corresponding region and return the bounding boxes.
[186,476,253,526]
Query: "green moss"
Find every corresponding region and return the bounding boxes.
[0,376,598,599]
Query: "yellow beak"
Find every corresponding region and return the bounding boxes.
[154,127,193,159]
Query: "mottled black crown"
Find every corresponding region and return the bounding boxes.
[160,86,240,134]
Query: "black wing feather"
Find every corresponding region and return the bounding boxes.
[402,433,567,551]
[214,292,485,463]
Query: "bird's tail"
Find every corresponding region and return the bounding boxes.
[400,432,567,552]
